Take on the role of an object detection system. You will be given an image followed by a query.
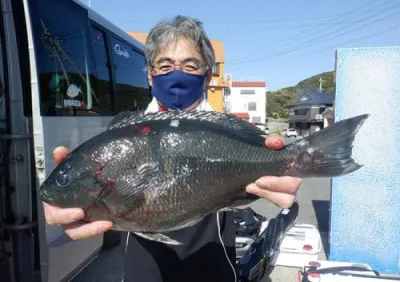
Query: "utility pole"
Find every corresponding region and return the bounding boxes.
[319,76,324,93]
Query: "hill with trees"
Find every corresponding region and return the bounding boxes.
[267,71,335,119]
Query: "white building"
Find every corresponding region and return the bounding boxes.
[223,80,267,124]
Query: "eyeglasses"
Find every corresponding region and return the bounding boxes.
[151,61,209,75]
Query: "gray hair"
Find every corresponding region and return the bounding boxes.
[145,15,216,71]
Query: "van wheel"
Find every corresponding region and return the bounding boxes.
[102,230,121,250]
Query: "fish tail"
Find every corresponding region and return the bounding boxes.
[283,114,369,178]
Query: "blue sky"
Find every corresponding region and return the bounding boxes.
[82,0,400,91]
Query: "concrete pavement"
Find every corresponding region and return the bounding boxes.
[259,177,331,282]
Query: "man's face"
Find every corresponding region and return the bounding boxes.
[147,37,211,109]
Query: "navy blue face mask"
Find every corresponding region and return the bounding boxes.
[151,70,207,110]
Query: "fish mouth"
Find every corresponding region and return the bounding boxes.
[40,189,54,204]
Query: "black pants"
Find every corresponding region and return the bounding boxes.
[124,212,236,282]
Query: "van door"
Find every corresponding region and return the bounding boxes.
[19,0,102,281]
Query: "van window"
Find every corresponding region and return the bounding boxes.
[109,36,150,112]
[91,26,113,115]
[29,0,98,116]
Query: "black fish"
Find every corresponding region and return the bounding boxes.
[40,110,368,244]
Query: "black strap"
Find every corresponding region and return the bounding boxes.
[301,265,389,282]
[308,266,380,276]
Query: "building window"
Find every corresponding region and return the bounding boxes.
[252,116,261,123]
[224,87,230,96]
[212,63,219,75]
[240,89,255,95]
[294,109,308,115]
[248,102,257,111]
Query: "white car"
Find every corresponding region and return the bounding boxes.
[285,128,298,138]
[255,124,269,135]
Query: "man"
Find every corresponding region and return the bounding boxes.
[46,15,302,282]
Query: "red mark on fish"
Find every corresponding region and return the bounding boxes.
[282,160,295,172]
[136,218,148,227]
[99,178,116,193]
[93,162,103,177]
[144,210,153,217]
[107,178,116,187]
[133,124,151,135]
[141,126,151,135]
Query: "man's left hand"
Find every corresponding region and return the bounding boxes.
[245,135,302,208]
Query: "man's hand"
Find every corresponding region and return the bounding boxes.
[43,146,113,240]
[245,135,302,208]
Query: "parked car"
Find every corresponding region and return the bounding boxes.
[280,129,287,136]
[254,123,269,135]
[285,128,298,138]
[255,124,266,131]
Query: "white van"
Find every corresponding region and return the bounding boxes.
[0,0,150,281]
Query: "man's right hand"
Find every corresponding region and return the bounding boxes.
[43,146,113,240]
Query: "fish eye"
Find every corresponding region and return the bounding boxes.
[56,173,71,186]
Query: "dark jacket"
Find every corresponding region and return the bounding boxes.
[124,211,236,282]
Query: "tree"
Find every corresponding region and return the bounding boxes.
[266,71,334,119]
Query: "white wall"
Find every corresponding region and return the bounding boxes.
[226,85,266,124]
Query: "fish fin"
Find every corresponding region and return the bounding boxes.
[161,217,205,232]
[217,207,235,212]
[107,110,145,130]
[133,232,182,245]
[97,163,158,217]
[283,114,369,177]
[173,117,266,147]
[107,110,267,137]
[231,191,259,207]
[216,192,259,212]
[220,113,267,136]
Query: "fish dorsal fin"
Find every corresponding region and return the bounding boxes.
[107,110,146,130]
[107,110,267,138]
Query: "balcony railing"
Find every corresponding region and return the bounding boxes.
[208,78,230,88]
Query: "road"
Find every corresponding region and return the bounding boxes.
[258,177,331,282]
[72,137,332,282]
[259,136,331,282]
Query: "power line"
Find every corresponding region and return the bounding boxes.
[240,17,400,32]
[233,0,393,61]
[232,0,393,62]
[110,14,368,25]
[230,3,399,65]
[108,1,388,27]
[266,7,400,62]
[232,24,400,74]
